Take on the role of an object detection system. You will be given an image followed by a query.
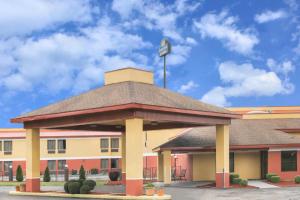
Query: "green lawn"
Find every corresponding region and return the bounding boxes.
[0,180,106,187]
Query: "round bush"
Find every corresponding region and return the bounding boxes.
[83,180,96,190]
[295,176,300,184]
[109,171,120,181]
[266,173,276,181]
[270,176,280,183]
[64,182,69,193]
[230,174,239,183]
[232,178,241,184]
[80,185,91,194]
[239,179,248,187]
[68,182,81,194]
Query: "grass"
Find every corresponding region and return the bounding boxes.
[0,180,106,187]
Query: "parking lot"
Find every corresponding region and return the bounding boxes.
[1,185,300,200]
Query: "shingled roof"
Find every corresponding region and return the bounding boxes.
[15,81,235,119]
[157,118,300,150]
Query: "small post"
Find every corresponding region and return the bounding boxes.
[9,165,13,181]
[64,164,69,182]
[163,55,166,88]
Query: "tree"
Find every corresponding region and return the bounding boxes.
[16,165,24,182]
[43,167,51,182]
[79,165,86,180]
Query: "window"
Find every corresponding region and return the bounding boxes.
[4,161,12,176]
[111,138,119,152]
[58,160,66,174]
[3,141,12,155]
[48,160,56,173]
[101,159,109,169]
[57,139,66,153]
[111,159,119,169]
[100,138,109,152]
[281,151,297,171]
[47,140,56,153]
[0,141,2,151]
[229,152,234,173]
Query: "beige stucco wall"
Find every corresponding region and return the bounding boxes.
[192,153,215,181]
[234,151,261,179]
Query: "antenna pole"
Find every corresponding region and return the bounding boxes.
[164,55,166,88]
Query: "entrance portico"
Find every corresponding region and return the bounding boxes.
[11,67,239,195]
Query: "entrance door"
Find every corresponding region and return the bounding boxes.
[260,151,268,179]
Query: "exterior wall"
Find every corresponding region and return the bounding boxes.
[234,151,261,179]
[192,153,215,181]
[144,129,184,154]
[268,150,300,180]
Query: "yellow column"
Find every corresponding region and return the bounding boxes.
[26,128,40,192]
[163,150,171,185]
[125,118,144,196]
[121,132,126,184]
[157,152,164,181]
[215,125,230,188]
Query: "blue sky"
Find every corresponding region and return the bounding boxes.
[0,0,300,128]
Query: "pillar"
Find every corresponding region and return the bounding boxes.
[125,118,144,196]
[26,128,40,192]
[215,125,230,188]
[157,152,164,181]
[163,150,171,185]
[121,132,126,184]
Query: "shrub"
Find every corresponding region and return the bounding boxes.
[90,168,99,175]
[295,176,300,184]
[144,182,155,188]
[79,165,86,180]
[71,169,77,175]
[230,174,239,184]
[109,171,120,181]
[64,182,69,193]
[270,176,280,183]
[239,179,248,187]
[80,185,91,194]
[83,180,96,190]
[232,178,241,184]
[16,165,24,182]
[266,173,276,181]
[43,167,51,182]
[68,182,81,194]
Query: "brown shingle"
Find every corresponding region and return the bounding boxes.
[159,118,300,149]
[18,82,232,118]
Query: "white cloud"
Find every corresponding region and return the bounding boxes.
[267,58,295,76]
[0,0,93,38]
[201,61,294,106]
[112,0,200,42]
[178,80,198,93]
[194,10,259,55]
[254,10,287,23]
[0,20,152,94]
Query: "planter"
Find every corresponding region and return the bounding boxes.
[20,184,26,192]
[156,188,165,196]
[145,188,155,196]
[108,171,120,181]
[16,185,20,192]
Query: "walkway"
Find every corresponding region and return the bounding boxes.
[248,180,278,189]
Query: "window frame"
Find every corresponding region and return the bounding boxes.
[110,137,120,152]
[3,140,12,155]
[281,150,297,172]
[47,140,56,154]
[229,152,234,173]
[100,159,109,169]
[57,139,66,153]
[111,158,119,169]
[100,138,109,152]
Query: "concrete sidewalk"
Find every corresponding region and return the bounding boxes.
[248,180,278,189]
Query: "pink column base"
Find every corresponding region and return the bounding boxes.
[125,179,143,196]
[215,172,230,188]
[26,178,40,192]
